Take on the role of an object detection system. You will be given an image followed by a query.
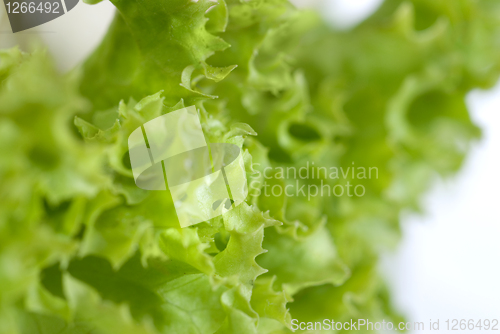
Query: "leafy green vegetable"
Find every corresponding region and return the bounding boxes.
[1,0,500,333]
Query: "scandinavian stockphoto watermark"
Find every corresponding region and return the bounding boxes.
[3,0,79,32]
[127,106,377,226]
[250,162,378,201]
[291,319,425,332]
[128,106,248,228]
[291,318,499,331]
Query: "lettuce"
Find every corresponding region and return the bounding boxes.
[1,0,500,333]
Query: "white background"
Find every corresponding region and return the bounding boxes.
[1,0,499,332]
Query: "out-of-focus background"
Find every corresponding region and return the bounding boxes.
[1,0,499,331]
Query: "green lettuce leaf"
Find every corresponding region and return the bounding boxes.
[2,0,500,333]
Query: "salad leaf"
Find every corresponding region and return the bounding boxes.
[1,0,500,333]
